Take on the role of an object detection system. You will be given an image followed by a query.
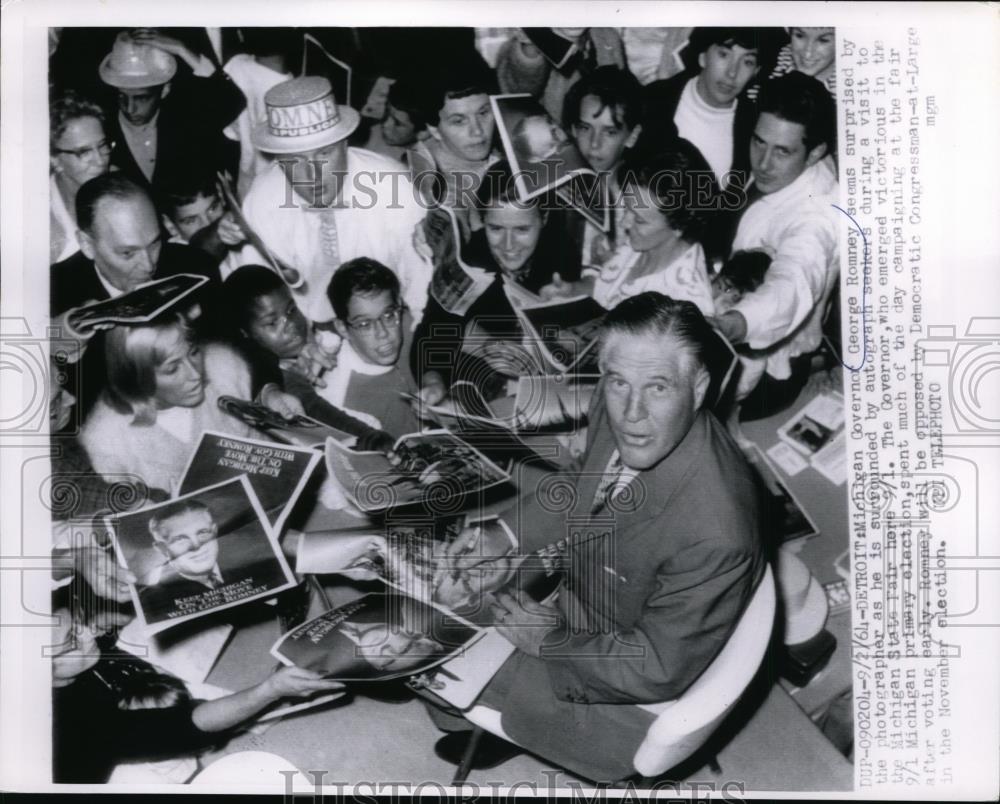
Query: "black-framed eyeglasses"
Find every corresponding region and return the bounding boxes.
[345,306,404,334]
[53,140,114,160]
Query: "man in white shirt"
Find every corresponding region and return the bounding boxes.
[242,76,431,327]
[713,73,839,418]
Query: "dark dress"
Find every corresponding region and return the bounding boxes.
[53,666,219,783]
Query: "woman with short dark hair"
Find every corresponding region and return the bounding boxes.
[591,142,717,314]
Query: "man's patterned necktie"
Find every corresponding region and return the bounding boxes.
[591,450,624,514]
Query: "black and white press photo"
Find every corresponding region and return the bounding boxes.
[1,2,997,799]
[109,476,297,631]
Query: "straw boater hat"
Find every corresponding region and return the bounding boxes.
[99,31,177,89]
[252,76,360,155]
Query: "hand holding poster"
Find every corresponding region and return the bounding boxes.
[108,477,297,634]
[491,93,610,230]
[270,591,483,682]
[424,206,494,317]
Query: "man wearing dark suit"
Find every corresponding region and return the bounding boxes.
[50,174,221,317]
[137,499,286,624]
[50,173,222,416]
[447,292,766,782]
[98,29,244,192]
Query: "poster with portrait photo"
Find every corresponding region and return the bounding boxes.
[294,516,517,618]
[178,431,322,534]
[107,476,297,634]
[270,591,483,682]
[491,93,596,201]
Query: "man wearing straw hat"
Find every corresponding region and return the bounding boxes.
[98,29,245,192]
[241,76,432,328]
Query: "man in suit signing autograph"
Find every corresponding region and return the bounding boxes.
[445,291,766,782]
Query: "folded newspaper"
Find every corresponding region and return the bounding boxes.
[517,294,607,374]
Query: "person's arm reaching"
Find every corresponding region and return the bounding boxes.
[729,213,837,350]
[191,666,344,731]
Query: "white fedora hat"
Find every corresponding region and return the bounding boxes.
[776,548,829,646]
[99,32,177,89]
[252,76,360,155]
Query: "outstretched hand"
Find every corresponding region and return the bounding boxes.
[264,666,346,700]
[259,385,306,419]
[538,273,574,301]
[282,336,338,388]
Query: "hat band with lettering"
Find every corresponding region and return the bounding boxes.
[252,76,360,155]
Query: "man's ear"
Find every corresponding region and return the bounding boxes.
[333,318,349,340]
[805,142,828,168]
[426,124,442,143]
[693,367,711,410]
[625,124,642,149]
[77,229,96,260]
[698,51,707,71]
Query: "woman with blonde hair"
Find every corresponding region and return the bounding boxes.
[80,314,292,495]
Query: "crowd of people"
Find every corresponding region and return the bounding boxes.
[47,25,840,784]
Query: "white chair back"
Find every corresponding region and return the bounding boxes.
[632,564,776,776]
[190,750,302,787]
[463,564,776,780]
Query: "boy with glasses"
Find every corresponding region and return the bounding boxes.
[321,258,421,438]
